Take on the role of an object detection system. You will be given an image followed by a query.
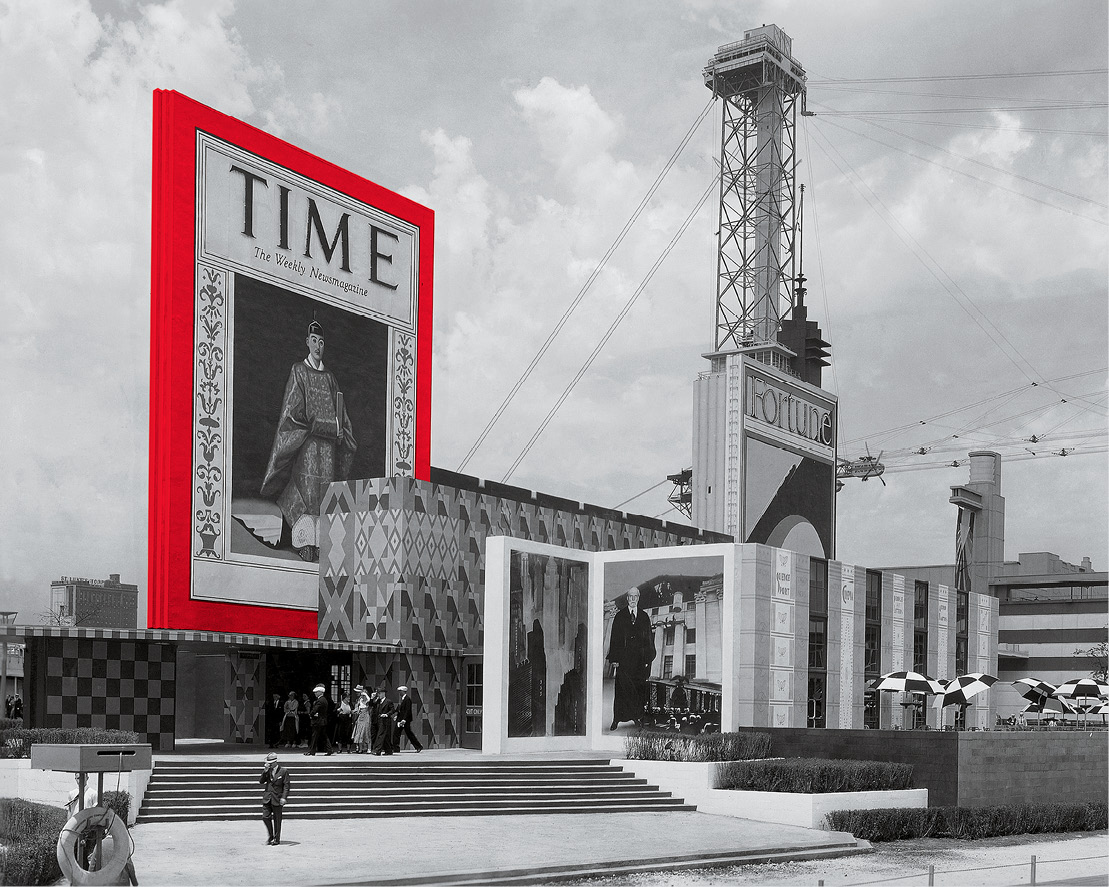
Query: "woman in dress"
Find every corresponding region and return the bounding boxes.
[351,685,371,753]
[279,691,299,747]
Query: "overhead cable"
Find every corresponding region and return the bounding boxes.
[806,122,1046,386]
[501,177,718,482]
[455,98,715,473]
[812,115,1107,223]
[808,69,1109,85]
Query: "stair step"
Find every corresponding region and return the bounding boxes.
[137,758,694,822]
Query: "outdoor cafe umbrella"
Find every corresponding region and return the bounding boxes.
[1012,677,1057,704]
[1021,696,1076,725]
[1052,678,1109,701]
[1052,678,1109,726]
[934,673,997,729]
[940,673,998,707]
[870,671,945,695]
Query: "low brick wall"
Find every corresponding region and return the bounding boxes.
[735,727,1107,808]
[955,731,1108,808]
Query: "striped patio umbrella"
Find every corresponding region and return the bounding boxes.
[940,673,998,707]
[870,671,945,695]
[1052,678,1109,701]
[1022,697,1076,719]
[1053,678,1109,726]
[1012,677,1057,703]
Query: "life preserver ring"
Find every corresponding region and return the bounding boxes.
[56,806,131,886]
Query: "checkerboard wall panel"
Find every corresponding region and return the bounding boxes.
[42,637,176,751]
[320,476,722,647]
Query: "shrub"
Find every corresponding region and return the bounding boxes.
[717,757,914,793]
[623,730,773,762]
[0,800,67,886]
[826,802,1109,841]
[101,791,130,824]
[0,728,141,759]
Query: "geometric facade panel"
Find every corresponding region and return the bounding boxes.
[39,636,177,751]
[319,470,730,650]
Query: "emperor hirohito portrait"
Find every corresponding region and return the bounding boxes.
[260,317,357,562]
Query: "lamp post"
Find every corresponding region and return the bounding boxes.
[0,612,17,714]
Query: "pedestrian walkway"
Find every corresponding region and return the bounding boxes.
[129,811,865,885]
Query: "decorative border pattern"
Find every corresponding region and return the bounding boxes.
[389,329,416,476]
[192,264,227,560]
[838,565,855,728]
[724,356,743,537]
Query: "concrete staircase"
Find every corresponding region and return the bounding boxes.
[136,757,695,822]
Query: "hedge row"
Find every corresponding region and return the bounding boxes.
[718,757,914,793]
[0,728,141,759]
[0,792,133,886]
[0,719,22,732]
[0,799,66,886]
[826,802,1109,841]
[623,730,773,762]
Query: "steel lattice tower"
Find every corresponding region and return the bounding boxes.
[703,25,806,351]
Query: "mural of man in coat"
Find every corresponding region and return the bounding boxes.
[605,587,656,729]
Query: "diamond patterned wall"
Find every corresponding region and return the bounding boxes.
[319,473,729,649]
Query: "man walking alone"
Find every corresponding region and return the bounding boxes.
[259,752,291,846]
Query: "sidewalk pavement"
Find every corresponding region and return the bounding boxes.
[127,811,866,885]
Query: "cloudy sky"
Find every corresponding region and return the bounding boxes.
[1,0,1105,625]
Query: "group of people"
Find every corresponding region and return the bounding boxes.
[3,695,22,721]
[267,683,425,756]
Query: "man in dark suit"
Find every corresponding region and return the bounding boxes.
[259,752,291,845]
[266,692,283,748]
[306,683,333,755]
[395,685,424,753]
[371,687,396,755]
[606,587,656,730]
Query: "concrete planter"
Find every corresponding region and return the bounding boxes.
[0,759,151,826]
[615,758,927,829]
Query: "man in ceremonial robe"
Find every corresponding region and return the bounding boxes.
[606,587,656,730]
[261,319,356,561]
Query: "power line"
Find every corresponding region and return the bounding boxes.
[839,370,1107,448]
[810,84,1107,107]
[881,445,1108,474]
[808,69,1109,85]
[812,115,1106,224]
[816,102,1107,116]
[501,177,718,482]
[613,478,670,509]
[806,122,1047,386]
[455,98,714,473]
[816,113,1108,211]
[813,118,1106,137]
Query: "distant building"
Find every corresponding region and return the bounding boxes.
[881,453,1107,721]
[1,644,23,700]
[48,574,139,629]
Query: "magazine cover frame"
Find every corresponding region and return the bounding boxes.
[150,89,434,637]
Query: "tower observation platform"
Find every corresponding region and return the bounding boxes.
[703,25,807,352]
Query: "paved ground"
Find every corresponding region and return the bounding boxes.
[562,831,1109,886]
[126,811,863,885]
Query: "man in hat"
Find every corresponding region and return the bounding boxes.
[259,751,291,846]
[395,685,424,753]
[371,687,396,756]
[261,317,357,562]
[306,684,333,756]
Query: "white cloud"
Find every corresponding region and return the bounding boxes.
[0,0,338,620]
